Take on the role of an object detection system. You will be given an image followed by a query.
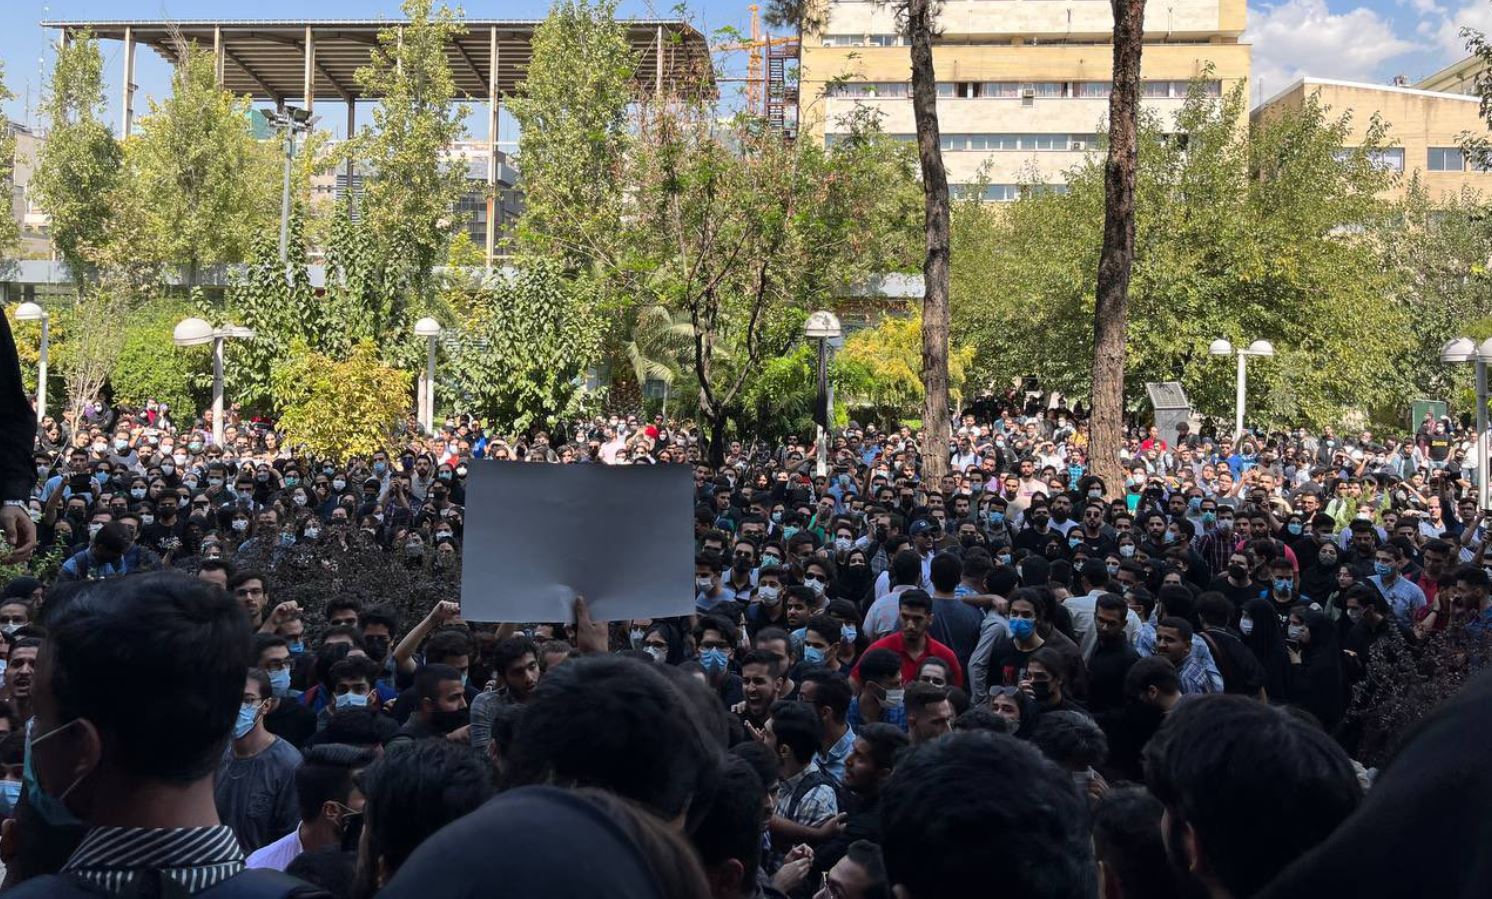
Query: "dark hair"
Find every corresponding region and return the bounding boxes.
[252,633,287,664]
[904,681,949,716]
[729,741,780,794]
[358,739,494,878]
[505,656,720,831]
[882,733,1094,897]
[46,572,250,782]
[1157,616,1193,644]
[1157,585,1195,623]
[801,669,853,721]
[690,756,766,893]
[952,707,1009,735]
[1077,560,1109,591]
[738,648,782,680]
[1125,656,1180,698]
[326,597,362,621]
[198,558,235,582]
[857,648,901,684]
[1091,786,1181,899]
[1143,695,1361,898]
[845,841,891,899]
[493,635,539,673]
[305,708,399,749]
[227,569,269,594]
[803,615,841,653]
[1095,592,1128,617]
[296,743,376,822]
[1029,710,1108,769]
[415,663,462,705]
[358,605,399,634]
[929,553,961,593]
[424,628,473,666]
[694,614,739,648]
[890,549,922,587]
[329,655,381,688]
[769,700,824,765]
[1196,591,1234,628]
[897,589,933,615]
[245,667,271,702]
[284,848,356,898]
[856,722,910,771]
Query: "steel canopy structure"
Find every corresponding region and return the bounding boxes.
[41,17,714,266]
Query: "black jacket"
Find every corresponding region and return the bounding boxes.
[0,311,36,502]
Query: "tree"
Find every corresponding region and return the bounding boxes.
[110,298,210,416]
[219,207,316,410]
[443,259,604,432]
[952,84,1407,429]
[354,0,471,304]
[1088,0,1147,494]
[0,62,18,262]
[507,0,635,266]
[834,308,974,426]
[32,29,121,289]
[272,341,411,462]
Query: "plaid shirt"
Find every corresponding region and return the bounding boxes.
[774,760,839,827]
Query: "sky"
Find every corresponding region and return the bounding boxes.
[0,0,1487,134]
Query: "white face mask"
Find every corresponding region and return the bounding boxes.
[757,585,780,606]
[644,645,667,663]
[141,514,154,526]
[1239,617,1254,636]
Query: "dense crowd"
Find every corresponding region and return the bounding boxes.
[1,313,1491,898]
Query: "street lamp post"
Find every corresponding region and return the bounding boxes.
[263,106,316,279]
[1440,337,1492,509]
[14,301,48,416]
[805,311,843,478]
[174,318,255,448]
[414,318,443,434]
[1208,338,1277,438]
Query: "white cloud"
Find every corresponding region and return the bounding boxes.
[1246,0,1423,101]
[1431,0,1492,57]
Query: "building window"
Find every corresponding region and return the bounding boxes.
[983,82,1020,97]
[1365,148,1405,172]
[830,81,910,99]
[1076,82,1112,98]
[1428,147,1466,171]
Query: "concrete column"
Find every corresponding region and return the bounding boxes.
[656,25,664,96]
[121,26,136,137]
[344,101,357,200]
[485,26,499,271]
[303,26,316,116]
[213,26,224,86]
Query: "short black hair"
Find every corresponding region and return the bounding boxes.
[1125,656,1180,698]
[1196,591,1234,628]
[505,655,720,831]
[856,722,910,771]
[768,700,823,765]
[326,597,362,620]
[694,614,739,648]
[252,633,288,663]
[1143,695,1361,898]
[858,648,901,684]
[296,743,376,822]
[737,648,782,680]
[305,708,399,749]
[1029,710,1108,769]
[890,550,922,587]
[803,615,841,653]
[358,605,399,634]
[45,572,250,783]
[690,755,766,893]
[423,628,472,666]
[904,681,949,716]
[801,669,852,721]
[357,739,493,878]
[882,733,1094,898]
[198,558,235,582]
[897,589,933,615]
[929,553,961,593]
[1092,786,1180,899]
[228,569,269,594]
[415,663,462,704]
[952,707,1009,735]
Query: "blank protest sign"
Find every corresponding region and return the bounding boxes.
[459,462,695,623]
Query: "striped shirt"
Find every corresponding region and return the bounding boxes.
[63,825,245,894]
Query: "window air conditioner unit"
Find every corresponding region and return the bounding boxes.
[1022,85,1036,107]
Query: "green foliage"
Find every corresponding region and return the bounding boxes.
[323,196,406,358]
[354,0,471,302]
[833,309,974,417]
[0,62,17,260]
[217,206,316,410]
[443,259,604,432]
[32,30,121,286]
[508,0,636,266]
[272,341,412,462]
[109,298,210,415]
[118,42,278,281]
[954,82,1408,429]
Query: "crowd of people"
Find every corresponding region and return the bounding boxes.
[1,313,1491,898]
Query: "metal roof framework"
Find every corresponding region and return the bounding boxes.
[40,18,714,106]
[41,18,714,269]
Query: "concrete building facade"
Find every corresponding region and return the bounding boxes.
[1252,77,1492,202]
[797,0,1251,199]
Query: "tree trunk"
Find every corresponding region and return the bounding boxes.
[1090,0,1146,498]
[906,0,951,483]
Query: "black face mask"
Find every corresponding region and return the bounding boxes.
[363,636,391,662]
[430,706,469,735]
[1030,681,1053,703]
[1227,564,1248,581]
[1031,514,1050,528]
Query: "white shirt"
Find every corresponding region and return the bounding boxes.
[245,827,302,872]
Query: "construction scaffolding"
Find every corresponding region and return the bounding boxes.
[714,5,799,137]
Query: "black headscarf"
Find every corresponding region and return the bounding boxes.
[1259,669,1492,899]
[1242,597,1292,702]
[1291,606,1346,731]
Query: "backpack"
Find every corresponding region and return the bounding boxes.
[8,868,329,899]
[785,767,844,824]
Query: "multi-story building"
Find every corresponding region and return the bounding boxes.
[6,123,52,259]
[1251,76,1492,202]
[797,0,1251,200]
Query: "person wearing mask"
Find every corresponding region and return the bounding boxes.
[852,591,963,689]
[246,744,374,872]
[385,664,469,748]
[880,733,1094,897]
[1145,696,1361,899]
[350,739,494,897]
[216,668,303,853]
[695,615,746,708]
[1368,542,1426,626]
[1287,606,1348,732]
[1195,592,1266,698]
[1238,597,1293,702]
[7,572,320,897]
[1208,549,1261,609]
[846,649,906,731]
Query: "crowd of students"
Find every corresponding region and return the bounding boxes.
[1,313,1491,897]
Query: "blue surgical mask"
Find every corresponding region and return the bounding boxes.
[1274,577,1293,594]
[269,668,292,697]
[841,624,858,644]
[699,648,729,673]
[803,645,827,665]
[1068,536,1083,549]
[1008,618,1035,640]
[24,718,85,828]
[234,702,260,740]
[0,779,20,815]
[286,640,305,655]
[335,692,370,710]
[1374,561,1395,578]
[1287,523,1304,536]
[997,553,1013,566]
[1188,497,1202,512]
[373,461,387,475]
[1201,512,1216,525]
[987,510,1005,525]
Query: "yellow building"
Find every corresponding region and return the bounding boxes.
[1251,77,1492,202]
[797,0,1250,199]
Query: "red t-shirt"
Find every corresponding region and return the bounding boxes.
[851,631,964,688]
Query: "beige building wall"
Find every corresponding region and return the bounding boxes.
[1416,55,1482,97]
[1251,78,1492,202]
[798,0,1250,198]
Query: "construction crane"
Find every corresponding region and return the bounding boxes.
[714,4,800,135]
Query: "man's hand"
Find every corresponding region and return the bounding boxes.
[811,814,848,841]
[771,846,814,892]
[430,600,461,624]
[0,505,37,563]
[573,596,609,654]
[445,724,471,744]
[263,601,301,630]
